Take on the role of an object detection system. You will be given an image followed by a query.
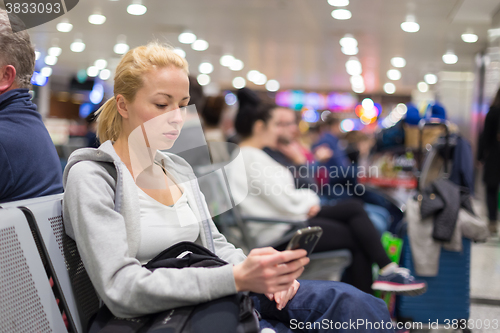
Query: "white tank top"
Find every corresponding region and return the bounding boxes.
[135,185,200,264]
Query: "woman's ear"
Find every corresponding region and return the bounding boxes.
[116,94,129,119]
[253,119,265,136]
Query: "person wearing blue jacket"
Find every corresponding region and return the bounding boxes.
[0,10,63,203]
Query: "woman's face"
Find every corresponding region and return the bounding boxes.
[256,109,280,148]
[121,66,190,151]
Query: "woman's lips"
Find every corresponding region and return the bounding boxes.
[162,131,179,140]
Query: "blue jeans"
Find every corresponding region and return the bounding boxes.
[251,280,394,332]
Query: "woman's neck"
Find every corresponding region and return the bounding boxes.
[239,136,265,149]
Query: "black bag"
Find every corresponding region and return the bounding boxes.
[89,242,260,333]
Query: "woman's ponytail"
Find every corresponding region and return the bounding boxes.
[96,97,122,143]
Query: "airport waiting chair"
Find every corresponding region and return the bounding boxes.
[0,207,68,332]
[2,194,101,333]
[194,162,352,281]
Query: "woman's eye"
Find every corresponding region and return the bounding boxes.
[156,104,168,108]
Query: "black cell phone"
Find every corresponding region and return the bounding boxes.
[285,226,323,255]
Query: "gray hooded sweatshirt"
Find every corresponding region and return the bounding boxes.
[62,140,246,318]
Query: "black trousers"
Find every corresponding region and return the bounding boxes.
[308,199,392,294]
[486,185,499,222]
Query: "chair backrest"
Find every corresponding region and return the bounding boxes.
[2,194,101,333]
[0,207,67,332]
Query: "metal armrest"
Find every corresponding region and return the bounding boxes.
[240,215,308,227]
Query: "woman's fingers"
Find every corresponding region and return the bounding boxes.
[275,257,309,275]
[262,249,308,267]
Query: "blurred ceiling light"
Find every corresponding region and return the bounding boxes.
[331,9,352,20]
[328,0,349,6]
[384,82,396,94]
[362,98,374,110]
[56,19,73,32]
[191,39,209,51]
[114,35,129,54]
[48,46,62,57]
[417,81,429,92]
[88,14,106,25]
[220,54,235,67]
[70,38,86,52]
[461,30,478,43]
[387,69,402,80]
[254,73,267,85]
[127,0,147,15]
[173,48,186,58]
[99,69,111,80]
[340,34,357,49]
[35,50,40,60]
[247,70,261,82]
[199,62,214,74]
[424,73,438,84]
[350,75,364,87]
[352,84,365,93]
[390,57,406,68]
[94,59,107,70]
[401,15,420,33]
[266,79,280,92]
[41,66,52,77]
[44,55,58,66]
[232,77,246,89]
[197,74,210,86]
[178,31,197,44]
[345,58,362,76]
[87,66,99,77]
[341,47,358,55]
[229,59,244,71]
[442,50,458,64]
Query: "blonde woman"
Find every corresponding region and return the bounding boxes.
[63,42,393,332]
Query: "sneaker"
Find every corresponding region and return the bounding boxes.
[371,267,427,296]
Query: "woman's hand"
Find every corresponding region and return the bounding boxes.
[307,205,321,218]
[233,247,309,294]
[266,280,300,310]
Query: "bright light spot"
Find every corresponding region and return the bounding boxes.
[401,15,420,33]
[340,119,355,132]
[254,73,267,85]
[362,98,374,110]
[41,66,52,77]
[173,48,186,58]
[232,77,246,89]
[247,70,261,82]
[94,59,107,70]
[346,58,362,76]
[384,82,396,94]
[350,75,364,87]
[424,73,438,85]
[331,9,352,20]
[340,35,357,49]
[114,42,129,55]
[352,84,365,93]
[56,20,73,32]
[328,0,349,6]
[391,57,406,68]
[87,66,99,77]
[321,110,331,121]
[31,72,48,86]
[191,40,209,51]
[461,33,478,43]
[70,39,85,52]
[88,14,106,25]
[229,59,244,71]
[178,32,197,44]
[44,55,58,66]
[90,83,104,104]
[99,69,111,80]
[341,47,359,55]
[442,51,458,64]
[303,109,319,123]
[35,51,40,60]
[197,74,210,86]
[266,79,280,92]
[225,92,237,105]
[48,46,62,57]
[199,62,214,74]
[418,81,429,93]
[396,103,407,114]
[220,55,235,67]
[387,69,401,81]
[127,3,147,15]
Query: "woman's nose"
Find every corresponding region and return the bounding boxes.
[168,107,184,124]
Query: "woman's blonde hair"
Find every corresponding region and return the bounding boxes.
[96,42,189,143]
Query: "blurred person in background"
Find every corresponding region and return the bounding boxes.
[478,88,500,235]
[0,9,63,203]
[230,91,427,296]
[200,95,230,163]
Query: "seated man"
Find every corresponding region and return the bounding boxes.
[0,10,63,203]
